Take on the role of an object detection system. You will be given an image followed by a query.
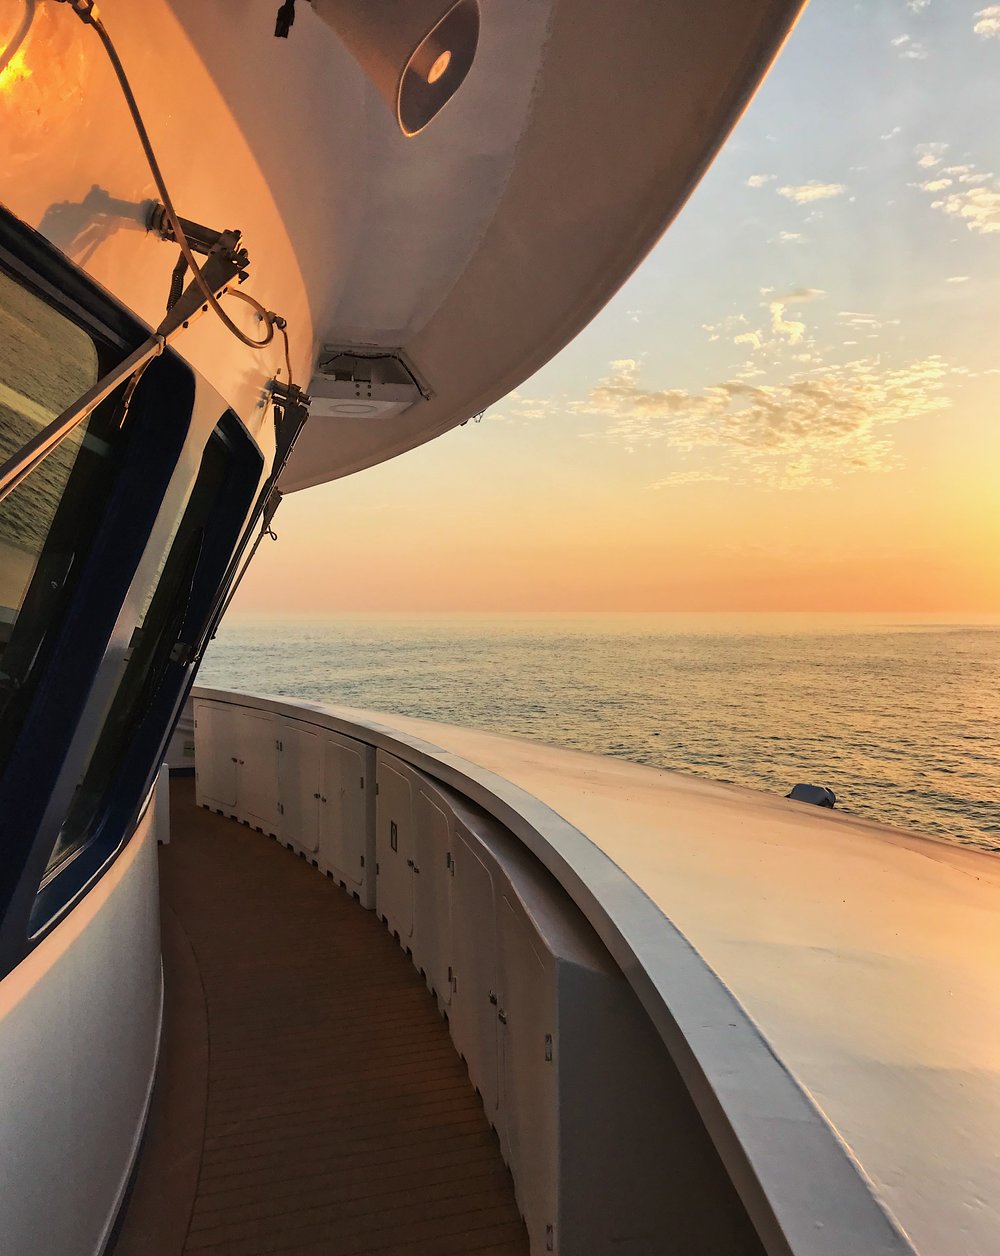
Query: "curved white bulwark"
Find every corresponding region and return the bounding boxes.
[192,687,1000,1256]
[0,794,162,1256]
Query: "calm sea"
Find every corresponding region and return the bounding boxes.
[199,613,1000,853]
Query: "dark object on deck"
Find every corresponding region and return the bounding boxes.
[778,783,834,813]
[786,784,836,808]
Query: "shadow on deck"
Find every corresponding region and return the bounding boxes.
[116,777,527,1256]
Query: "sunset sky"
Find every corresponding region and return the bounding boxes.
[234,0,1000,614]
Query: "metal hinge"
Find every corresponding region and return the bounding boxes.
[277,801,284,815]
[360,775,364,789]
[360,854,365,868]
[498,1007,508,1025]
[546,1224,555,1251]
[544,1034,553,1062]
[375,782,380,795]
[276,738,283,751]
[169,640,197,666]
[375,861,380,875]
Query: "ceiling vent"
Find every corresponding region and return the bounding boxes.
[308,346,427,420]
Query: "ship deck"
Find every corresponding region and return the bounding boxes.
[115,777,527,1256]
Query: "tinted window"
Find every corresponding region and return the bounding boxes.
[42,424,247,880]
[0,268,114,760]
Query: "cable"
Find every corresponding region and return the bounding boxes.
[0,0,34,79]
[61,1,278,350]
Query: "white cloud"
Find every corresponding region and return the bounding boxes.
[946,275,970,283]
[734,331,763,350]
[881,126,902,140]
[915,142,948,169]
[493,395,562,423]
[778,231,805,243]
[892,33,929,59]
[914,157,1000,234]
[777,181,847,204]
[769,302,806,344]
[580,355,952,489]
[651,471,729,490]
[907,0,931,11]
[931,184,1000,233]
[746,174,775,188]
[702,315,748,343]
[973,5,1000,37]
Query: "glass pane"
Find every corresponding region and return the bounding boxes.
[0,269,98,643]
[44,427,235,878]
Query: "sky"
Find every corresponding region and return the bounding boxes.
[234,0,1000,614]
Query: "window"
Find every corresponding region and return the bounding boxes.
[39,418,261,887]
[0,267,113,763]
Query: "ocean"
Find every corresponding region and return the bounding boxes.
[199,612,1000,853]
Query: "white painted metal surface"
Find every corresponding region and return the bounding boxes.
[318,729,370,895]
[276,717,323,854]
[193,699,239,812]
[154,764,171,844]
[191,687,944,1255]
[197,706,769,1252]
[0,0,802,489]
[164,705,195,774]
[374,750,416,938]
[0,799,162,1256]
[194,700,376,905]
[410,772,454,1006]
[371,712,1000,1256]
[236,708,281,834]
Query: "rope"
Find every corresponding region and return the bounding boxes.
[58,1,286,352]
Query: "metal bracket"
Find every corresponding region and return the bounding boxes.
[168,641,197,666]
[0,208,253,505]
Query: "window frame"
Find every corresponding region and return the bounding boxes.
[30,414,263,935]
[0,206,262,973]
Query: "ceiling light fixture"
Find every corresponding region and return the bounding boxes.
[309,0,480,136]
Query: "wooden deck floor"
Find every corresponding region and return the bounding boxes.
[116,777,527,1256]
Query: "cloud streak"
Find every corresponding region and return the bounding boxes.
[892,33,929,59]
[777,181,847,204]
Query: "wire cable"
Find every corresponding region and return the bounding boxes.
[0,0,35,79]
[64,2,280,350]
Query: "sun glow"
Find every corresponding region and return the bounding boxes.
[0,47,31,95]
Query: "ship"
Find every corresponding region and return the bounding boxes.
[0,3,996,1254]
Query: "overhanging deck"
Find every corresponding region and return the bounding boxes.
[116,778,527,1255]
